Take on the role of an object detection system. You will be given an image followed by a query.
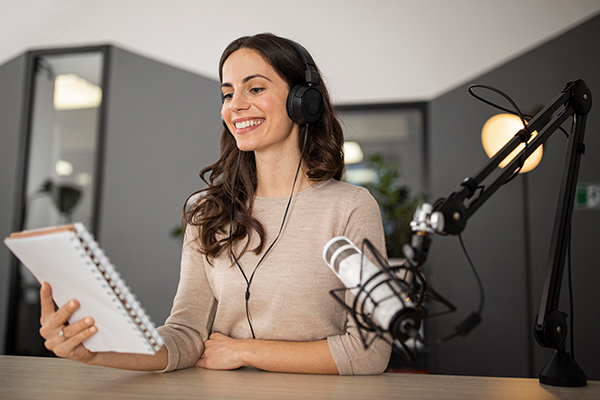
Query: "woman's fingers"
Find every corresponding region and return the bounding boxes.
[62,317,94,339]
[52,325,98,359]
[38,282,97,363]
[39,282,56,323]
[53,299,79,326]
[39,299,80,340]
[42,317,95,351]
[40,282,79,328]
[39,282,88,341]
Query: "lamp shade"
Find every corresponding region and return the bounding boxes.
[481,114,543,173]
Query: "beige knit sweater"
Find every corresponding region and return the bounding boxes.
[157,179,392,375]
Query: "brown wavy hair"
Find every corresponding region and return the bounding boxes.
[184,33,344,263]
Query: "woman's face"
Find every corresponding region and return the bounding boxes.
[221,48,298,155]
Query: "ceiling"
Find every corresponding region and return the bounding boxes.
[2,0,600,104]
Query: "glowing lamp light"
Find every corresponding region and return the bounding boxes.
[344,141,365,165]
[481,114,543,173]
[54,73,102,110]
[55,159,74,176]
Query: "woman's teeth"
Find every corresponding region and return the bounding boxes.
[235,119,264,129]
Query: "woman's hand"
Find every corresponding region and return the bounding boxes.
[196,332,249,370]
[196,333,338,374]
[38,282,98,363]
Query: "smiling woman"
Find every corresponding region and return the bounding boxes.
[37,33,391,376]
[220,48,297,158]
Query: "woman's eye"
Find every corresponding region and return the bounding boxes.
[222,93,233,101]
[250,87,264,94]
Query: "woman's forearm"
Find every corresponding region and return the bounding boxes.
[197,333,338,374]
[242,338,338,374]
[85,346,168,371]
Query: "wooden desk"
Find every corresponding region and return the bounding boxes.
[1,355,598,399]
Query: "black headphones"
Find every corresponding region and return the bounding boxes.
[282,38,324,125]
[221,37,324,130]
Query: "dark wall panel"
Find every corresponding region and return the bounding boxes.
[428,14,600,379]
[0,54,26,353]
[99,47,221,326]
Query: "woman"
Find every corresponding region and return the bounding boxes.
[39,33,391,375]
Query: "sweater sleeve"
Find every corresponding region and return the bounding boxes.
[326,187,393,375]
[155,227,217,372]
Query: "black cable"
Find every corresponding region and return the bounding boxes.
[417,235,485,346]
[470,83,565,184]
[503,155,525,185]
[469,84,529,184]
[458,234,485,316]
[229,126,309,339]
[469,84,528,126]
[468,84,569,137]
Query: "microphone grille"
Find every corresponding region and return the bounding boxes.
[324,237,351,264]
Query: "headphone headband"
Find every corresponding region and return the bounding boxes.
[282,38,320,87]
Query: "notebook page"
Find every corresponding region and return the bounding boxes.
[5,230,156,354]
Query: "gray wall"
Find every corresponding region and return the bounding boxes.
[0,46,221,354]
[98,47,221,326]
[0,54,26,352]
[428,15,600,379]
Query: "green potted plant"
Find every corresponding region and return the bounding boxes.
[363,153,422,260]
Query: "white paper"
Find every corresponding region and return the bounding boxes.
[4,226,162,354]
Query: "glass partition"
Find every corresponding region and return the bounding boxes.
[7,48,107,355]
[337,104,428,195]
[24,52,103,230]
[337,103,428,259]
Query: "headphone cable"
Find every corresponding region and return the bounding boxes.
[229,126,309,339]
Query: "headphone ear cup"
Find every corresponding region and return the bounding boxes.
[286,84,324,125]
[286,84,303,124]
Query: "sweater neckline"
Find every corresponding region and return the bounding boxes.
[254,179,329,202]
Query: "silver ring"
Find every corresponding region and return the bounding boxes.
[59,327,66,339]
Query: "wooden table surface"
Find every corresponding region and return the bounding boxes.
[1,355,598,399]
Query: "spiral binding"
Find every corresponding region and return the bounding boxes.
[72,223,164,352]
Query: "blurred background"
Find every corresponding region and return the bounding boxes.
[1,0,599,380]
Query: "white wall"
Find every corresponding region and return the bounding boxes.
[2,1,600,103]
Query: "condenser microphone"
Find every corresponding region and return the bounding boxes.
[323,237,422,342]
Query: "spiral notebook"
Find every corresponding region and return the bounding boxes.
[4,223,164,354]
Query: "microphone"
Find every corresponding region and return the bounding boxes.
[323,236,422,342]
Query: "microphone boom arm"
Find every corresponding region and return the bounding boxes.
[432,81,586,236]
[405,79,591,386]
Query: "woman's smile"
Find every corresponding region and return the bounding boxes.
[233,117,265,134]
